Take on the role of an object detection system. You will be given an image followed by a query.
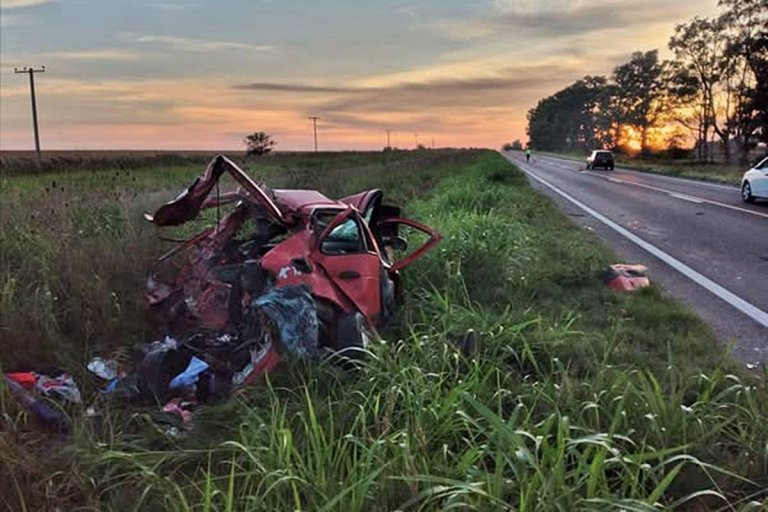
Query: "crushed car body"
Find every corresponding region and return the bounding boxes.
[139,155,441,400]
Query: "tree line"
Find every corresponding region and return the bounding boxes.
[526,0,767,164]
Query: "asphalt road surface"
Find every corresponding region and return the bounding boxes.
[502,151,768,365]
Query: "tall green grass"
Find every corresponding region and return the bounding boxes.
[0,150,469,368]
[1,151,765,510]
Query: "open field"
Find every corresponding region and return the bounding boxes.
[1,150,766,510]
[0,149,413,178]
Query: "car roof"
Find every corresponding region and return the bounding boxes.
[272,189,342,214]
[272,188,384,217]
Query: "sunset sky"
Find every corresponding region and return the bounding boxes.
[0,0,719,151]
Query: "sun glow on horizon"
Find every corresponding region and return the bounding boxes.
[0,0,719,151]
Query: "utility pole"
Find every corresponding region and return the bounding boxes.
[386,129,391,149]
[414,133,419,148]
[14,66,46,168]
[308,116,320,153]
[431,137,435,149]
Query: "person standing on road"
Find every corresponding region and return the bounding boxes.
[525,148,532,163]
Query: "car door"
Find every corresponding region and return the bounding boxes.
[752,157,768,197]
[376,217,442,272]
[311,207,382,323]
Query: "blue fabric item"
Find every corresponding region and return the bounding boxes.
[169,356,209,389]
[252,285,319,358]
[101,378,119,393]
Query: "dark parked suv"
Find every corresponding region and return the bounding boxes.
[586,150,614,170]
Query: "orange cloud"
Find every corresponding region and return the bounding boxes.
[0,0,720,151]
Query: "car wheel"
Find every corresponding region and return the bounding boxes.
[609,165,614,170]
[137,347,190,405]
[741,181,755,203]
[334,312,372,364]
[315,299,338,348]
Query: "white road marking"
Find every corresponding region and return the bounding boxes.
[502,153,768,329]
[539,153,740,192]
[584,170,768,219]
[626,171,739,192]
[669,193,703,204]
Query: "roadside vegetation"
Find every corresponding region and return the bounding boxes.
[1,150,766,510]
[0,149,446,367]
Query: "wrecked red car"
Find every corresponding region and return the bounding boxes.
[142,155,440,389]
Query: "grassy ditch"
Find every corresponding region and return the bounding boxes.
[1,150,766,511]
[0,149,458,369]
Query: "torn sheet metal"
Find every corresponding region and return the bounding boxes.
[144,154,442,361]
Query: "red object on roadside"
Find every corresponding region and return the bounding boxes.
[604,264,651,292]
[6,372,37,390]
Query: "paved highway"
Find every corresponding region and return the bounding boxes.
[502,151,768,365]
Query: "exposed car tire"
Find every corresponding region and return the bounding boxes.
[137,348,190,405]
[315,299,338,348]
[334,312,372,364]
[742,181,755,203]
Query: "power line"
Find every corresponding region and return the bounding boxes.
[14,66,46,169]
[308,116,320,153]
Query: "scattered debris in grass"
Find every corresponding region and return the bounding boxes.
[1,150,765,510]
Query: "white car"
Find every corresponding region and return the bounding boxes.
[741,156,768,203]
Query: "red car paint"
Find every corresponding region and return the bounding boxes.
[145,155,441,345]
[604,264,651,292]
